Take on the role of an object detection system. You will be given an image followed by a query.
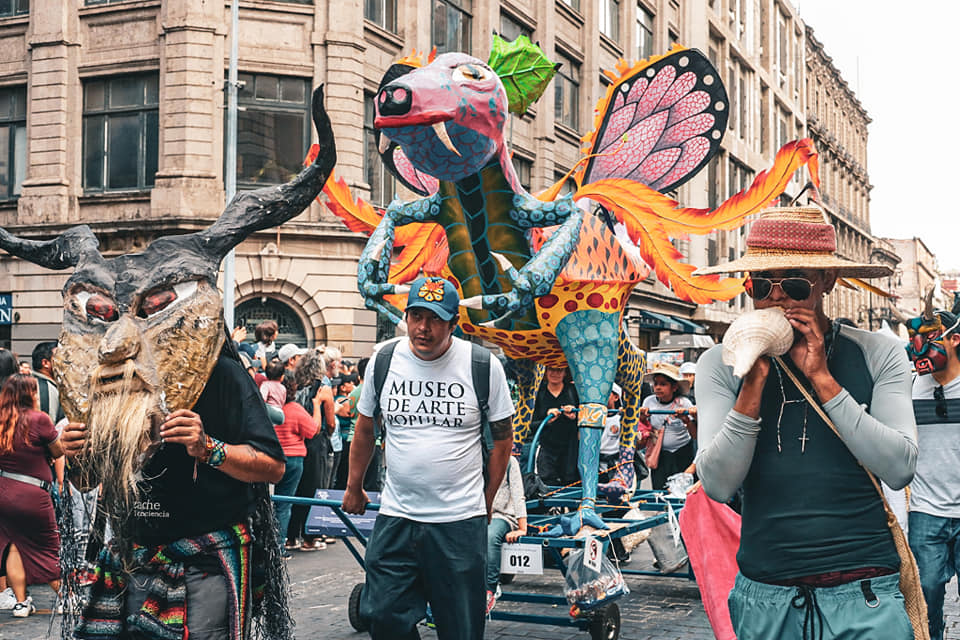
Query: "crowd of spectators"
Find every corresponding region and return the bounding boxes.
[0,324,700,620]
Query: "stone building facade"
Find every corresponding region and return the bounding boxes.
[0,0,879,358]
[886,237,943,319]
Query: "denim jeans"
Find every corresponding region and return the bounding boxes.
[486,518,512,591]
[273,456,304,548]
[908,511,960,640]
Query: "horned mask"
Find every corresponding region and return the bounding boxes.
[0,86,335,494]
[905,288,960,375]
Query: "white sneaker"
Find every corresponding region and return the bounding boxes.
[0,587,15,610]
[12,597,35,618]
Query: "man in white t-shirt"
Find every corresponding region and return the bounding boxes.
[904,298,960,640]
[342,276,515,640]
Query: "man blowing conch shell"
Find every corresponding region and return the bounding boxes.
[693,204,919,639]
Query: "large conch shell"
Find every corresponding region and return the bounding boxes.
[722,307,794,377]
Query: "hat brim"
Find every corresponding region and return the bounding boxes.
[644,370,691,395]
[405,301,457,322]
[693,253,892,279]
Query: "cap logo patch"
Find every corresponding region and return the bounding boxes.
[418,279,445,302]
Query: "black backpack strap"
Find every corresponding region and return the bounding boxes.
[35,375,50,417]
[372,340,399,439]
[470,342,493,455]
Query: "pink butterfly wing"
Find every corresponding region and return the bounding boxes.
[583,49,729,194]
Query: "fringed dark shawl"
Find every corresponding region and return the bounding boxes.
[59,486,293,640]
[74,523,251,640]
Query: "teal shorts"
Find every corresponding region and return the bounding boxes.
[728,571,913,640]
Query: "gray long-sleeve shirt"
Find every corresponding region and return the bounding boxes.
[695,323,918,581]
[696,324,917,502]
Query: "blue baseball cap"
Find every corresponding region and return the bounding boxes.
[405,276,460,322]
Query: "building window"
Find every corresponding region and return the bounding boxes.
[599,0,620,43]
[560,0,581,11]
[83,74,159,192]
[499,11,532,41]
[512,155,532,192]
[365,0,397,33]
[432,0,471,55]
[0,0,28,16]
[728,156,752,200]
[365,93,395,208]
[234,73,310,188]
[0,87,26,201]
[637,3,654,59]
[776,9,788,88]
[235,297,308,349]
[555,52,580,131]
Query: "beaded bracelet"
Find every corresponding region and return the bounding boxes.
[200,435,227,468]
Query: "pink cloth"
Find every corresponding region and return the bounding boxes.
[678,487,740,640]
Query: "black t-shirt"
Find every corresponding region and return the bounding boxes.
[532,383,580,449]
[131,355,285,546]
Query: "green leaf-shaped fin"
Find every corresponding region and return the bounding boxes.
[488,34,558,114]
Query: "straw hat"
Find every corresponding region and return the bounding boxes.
[693,205,892,278]
[644,362,691,395]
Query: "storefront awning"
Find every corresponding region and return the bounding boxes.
[632,310,684,332]
[669,315,707,335]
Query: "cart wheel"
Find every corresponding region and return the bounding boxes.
[589,603,620,640]
[499,573,515,585]
[348,583,369,632]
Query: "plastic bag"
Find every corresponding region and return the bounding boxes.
[563,546,629,611]
[666,472,694,498]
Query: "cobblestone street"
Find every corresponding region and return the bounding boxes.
[6,537,960,640]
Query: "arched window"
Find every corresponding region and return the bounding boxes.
[235,297,308,348]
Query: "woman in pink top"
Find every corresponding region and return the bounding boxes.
[273,372,321,557]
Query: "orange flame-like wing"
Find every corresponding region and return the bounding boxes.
[320,167,448,284]
[576,139,819,239]
[572,139,818,302]
[588,202,745,303]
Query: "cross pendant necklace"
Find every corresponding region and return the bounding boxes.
[773,361,808,454]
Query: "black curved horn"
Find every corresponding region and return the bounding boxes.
[196,84,337,263]
[0,224,100,270]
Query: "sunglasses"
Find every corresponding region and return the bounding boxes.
[745,277,814,301]
[935,385,948,420]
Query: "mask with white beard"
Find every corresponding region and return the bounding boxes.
[0,86,337,536]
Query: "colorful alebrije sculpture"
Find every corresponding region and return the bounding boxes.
[319,38,819,532]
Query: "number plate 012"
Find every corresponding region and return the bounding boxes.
[500,543,543,575]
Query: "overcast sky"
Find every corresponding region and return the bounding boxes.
[793,1,959,272]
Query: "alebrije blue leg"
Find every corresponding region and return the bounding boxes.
[599,331,645,501]
[555,309,620,533]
